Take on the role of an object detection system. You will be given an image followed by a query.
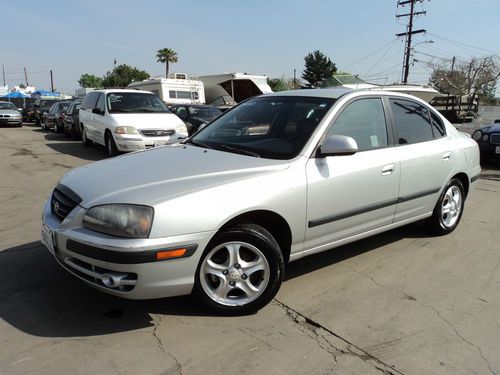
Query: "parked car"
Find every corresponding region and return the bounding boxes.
[171,104,222,134]
[63,100,82,140]
[21,103,36,122]
[42,101,71,132]
[0,101,22,127]
[34,99,59,126]
[472,122,500,163]
[79,89,188,157]
[41,88,480,314]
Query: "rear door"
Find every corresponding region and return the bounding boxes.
[388,97,453,222]
[92,93,107,144]
[305,97,400,251]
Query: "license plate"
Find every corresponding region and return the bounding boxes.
[154,140,168,147]
[496,146,500,154]
[41,222,55,255]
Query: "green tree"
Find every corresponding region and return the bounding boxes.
[268,77,289,92]
[78,73,103,88]
[102,64,149,88]
[302,50,337,88]
[156,48,178,77]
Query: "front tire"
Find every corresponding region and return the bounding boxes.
[193,224,284,315]
[106,132,119,157]
[428,178,465,235]
[81,125,92,146]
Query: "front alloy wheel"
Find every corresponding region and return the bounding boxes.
[194,224,284,315]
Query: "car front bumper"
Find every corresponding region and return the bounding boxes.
[42,198,215,299]
[0,118,22,125]
[114,134,187,152]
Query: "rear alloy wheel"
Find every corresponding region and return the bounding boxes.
[193,224,284,315]
[428,178,465,235]
[106,132,119,157]
[81,125,92,146]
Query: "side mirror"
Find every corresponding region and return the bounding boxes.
[18,108,23,111]
[92,108,104,115]
[318,135,358,157]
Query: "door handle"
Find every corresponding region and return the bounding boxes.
[442,152,451,161]
[381,163,395,176]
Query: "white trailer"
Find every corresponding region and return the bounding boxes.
[128,74,205,105]
[198,73,273,106]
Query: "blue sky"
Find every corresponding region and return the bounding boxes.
[2,0,499,95]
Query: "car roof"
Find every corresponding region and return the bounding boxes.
[94,89,154,94]
[265,88,353,99]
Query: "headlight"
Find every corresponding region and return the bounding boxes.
[115,126,139,135]
[176,123,188,134]
[83,204,154,238]
[482,134,489,142]
[472,131,482,141]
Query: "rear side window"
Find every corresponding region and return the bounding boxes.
[390,99,433,144]
[430,111,446,138]
[96,94,105,113]
[80,92,100,110]
[327,98,388,151]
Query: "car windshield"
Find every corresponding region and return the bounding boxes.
[0,102,17,110]
[190,96,335,160]
[40,100,58,110]
[56,102,70,112]
[107,92,171,114]
[188,106,221,118]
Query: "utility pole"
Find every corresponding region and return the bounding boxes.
[396,0,427,84]
[24,67,29,86]
[50,70,54,92]
[450,56,456,77]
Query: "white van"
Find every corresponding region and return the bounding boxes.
[79,89,188,156]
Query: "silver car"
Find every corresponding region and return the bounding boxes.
[41,88,481,314]
[0,101,22,127]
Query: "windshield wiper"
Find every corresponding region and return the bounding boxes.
[214,144,261,158]
[184,139,213,149]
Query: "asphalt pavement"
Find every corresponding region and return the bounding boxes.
[1,123,499,375]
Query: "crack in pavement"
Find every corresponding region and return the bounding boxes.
[340,264,497,375]
[273,299,403,375]
[152,315,183,375]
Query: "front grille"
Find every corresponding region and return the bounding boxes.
[139,129,175,137]
[490,134,500,145]
[0,114,12,118]
[51,185,81,221]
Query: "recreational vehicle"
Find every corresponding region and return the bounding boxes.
[128,74,205,105]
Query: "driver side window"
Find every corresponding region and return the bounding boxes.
[327,98,388,151]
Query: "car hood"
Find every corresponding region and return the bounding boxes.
[0,110,21,116]
[110,113,184,130]
[59,144,290,208]
[480,123,500,134]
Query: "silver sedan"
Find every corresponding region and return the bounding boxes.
[41,88,481,314]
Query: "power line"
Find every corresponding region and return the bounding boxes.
[427,32,500,55]
[342,38,399,70]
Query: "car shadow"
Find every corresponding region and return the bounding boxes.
[0,223,433,338]
[284,223,430,281]
[42,132,108,161]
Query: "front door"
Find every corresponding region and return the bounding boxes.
[305,97,400,252]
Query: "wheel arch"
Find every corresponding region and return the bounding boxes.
[452,172,470,198]
[218,210,292,264]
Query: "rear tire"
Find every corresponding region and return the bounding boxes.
[193,223,284,315]
[428,178,465,235]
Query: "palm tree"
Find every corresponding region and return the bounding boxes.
[156,48,178,78]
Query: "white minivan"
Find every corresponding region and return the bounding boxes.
[79,89,188,156]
